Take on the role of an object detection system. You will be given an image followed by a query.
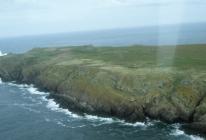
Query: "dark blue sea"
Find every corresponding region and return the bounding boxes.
[0,23,206,140]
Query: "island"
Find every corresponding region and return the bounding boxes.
[0,45,206,133]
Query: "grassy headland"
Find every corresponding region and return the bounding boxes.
[0,44,206,133]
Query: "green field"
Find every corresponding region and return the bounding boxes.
[22,44,206,70]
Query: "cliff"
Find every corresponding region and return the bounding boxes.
[0,45,206,133]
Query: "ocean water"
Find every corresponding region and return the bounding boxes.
[0,23,206,140]
[0,23,206,53]
[0,80,205,140]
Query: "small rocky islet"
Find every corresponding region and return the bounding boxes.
[0,44,206,134]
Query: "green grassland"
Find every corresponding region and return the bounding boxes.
[24,44,206,70]
[0,44,206,133]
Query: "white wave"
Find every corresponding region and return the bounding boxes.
[70,125,86,129]
[7,82,29,89]
[56,121,67,127]
[170,124,204,140]
[189,135,205,140]
[46,98,81,119]
[121,121,146,127]
[170,127,185,136]
[0,51,7,57]
[74,125,86,128]
[27,86,48,95]
[84,114,114,122]
[56,120,86,128]
[84,113,152,127]
[41,96,48,102]
[170,124,185,136]
[7,82,17,86]
[0,78,2,84]
[6,82,46,95]
[5,82,48,96]
[17,84,30,89]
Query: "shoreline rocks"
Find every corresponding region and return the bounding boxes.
[0,45,206,134]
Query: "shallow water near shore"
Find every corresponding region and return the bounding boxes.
[0,79,205,140]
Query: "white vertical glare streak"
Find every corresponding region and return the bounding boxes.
[156,1,186,67]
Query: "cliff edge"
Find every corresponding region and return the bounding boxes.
[0,45,206,133]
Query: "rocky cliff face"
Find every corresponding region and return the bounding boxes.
[0,45,206,133]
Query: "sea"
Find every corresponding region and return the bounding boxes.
[0,23,206,140]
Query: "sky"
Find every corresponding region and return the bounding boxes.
[0,0,206,38]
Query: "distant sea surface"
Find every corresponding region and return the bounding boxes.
[0,23,206,53]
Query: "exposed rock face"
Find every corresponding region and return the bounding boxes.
[186,96,206,133]
[0,45,206,133]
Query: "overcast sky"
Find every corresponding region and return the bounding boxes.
[0,0,206,38]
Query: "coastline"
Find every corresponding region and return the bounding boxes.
[0,78,205,140]
[0,45,206,135]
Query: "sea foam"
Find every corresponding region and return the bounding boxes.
[170,124,204,140]
[0,78,2,84]
[0,51,7,56]
[46,98,81,118]
[27,86,49,95]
